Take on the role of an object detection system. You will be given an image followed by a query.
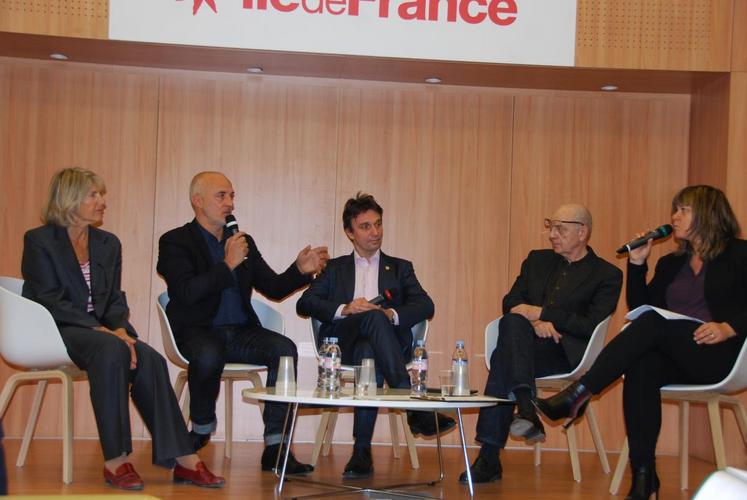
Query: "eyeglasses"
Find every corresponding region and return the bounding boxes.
[543,218,584,235]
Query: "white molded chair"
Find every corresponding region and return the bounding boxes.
[0,276,87,484]
[485,315,612,482]
[609,336,747,493]
[310,318,428,469]
[156,291,280,459]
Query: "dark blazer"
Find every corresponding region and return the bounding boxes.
[627,238,747,337]
[502,247,623,367]
[157,219,310,344]
[21,224,135,335]
[296,252,435,351]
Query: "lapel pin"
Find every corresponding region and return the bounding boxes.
[385,265,390,271]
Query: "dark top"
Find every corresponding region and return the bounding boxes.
[502,247,623,367]
[157,219,311,345]
[664,260,712,322]
[627,238,747,336]
[21,224,135,335]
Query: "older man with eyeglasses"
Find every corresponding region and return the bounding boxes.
[461,204,622,484]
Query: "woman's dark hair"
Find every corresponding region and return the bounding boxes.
[672,185,740,260]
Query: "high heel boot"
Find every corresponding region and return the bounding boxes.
[626,464,660,500]
[534,381,592,429]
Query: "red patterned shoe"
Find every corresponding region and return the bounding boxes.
[174,461,225,488]
[103,463,144,490]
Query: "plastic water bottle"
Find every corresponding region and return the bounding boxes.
[322,337,342,394]
[317,337,330,390]
[410,340,428,396]
[451,340,470,396]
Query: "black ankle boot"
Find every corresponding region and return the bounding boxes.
[534,382,592,428]
[625,464,660,500]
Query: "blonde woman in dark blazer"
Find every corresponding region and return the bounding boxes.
[21,168,224,491]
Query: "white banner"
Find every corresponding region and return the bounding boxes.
[109,0,576,66]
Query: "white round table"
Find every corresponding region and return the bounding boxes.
[243,387,508,498]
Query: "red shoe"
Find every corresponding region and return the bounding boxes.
[103,463,144,490]
[174,461,225,488]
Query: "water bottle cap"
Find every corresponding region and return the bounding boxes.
[456,340,465,348]
[322,337,329,343]
[416,339,425,346]
[329,337,339,343]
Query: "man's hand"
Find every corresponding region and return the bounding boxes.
[296,245,330,275]
[532,320,562,344]
[341,297,380,316]
[510,304,543,322]
[97,326,137,369]
[224,232,249,270]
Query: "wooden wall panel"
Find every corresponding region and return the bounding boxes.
[150,74,340,443]
[335,85,514,445]
[0,60,159,439]
[576,0,734,71]
[733,0,747,71]
[0,0,109,39]
[510,93,690,453]
[689,74,730,186]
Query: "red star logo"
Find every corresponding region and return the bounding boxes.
[192,0,218,14]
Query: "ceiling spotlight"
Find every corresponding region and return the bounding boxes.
[601,84,619,91]
[49,53,69,61]
[246,67,264,74]
[425,77,442,84]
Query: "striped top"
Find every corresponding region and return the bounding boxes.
[80,261,94,312]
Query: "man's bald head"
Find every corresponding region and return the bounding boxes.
[190,171,229,208]
[553,204,593,236]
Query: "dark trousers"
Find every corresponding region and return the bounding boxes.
[0,421,6,495]
[580,311,744,465]
[60,327,193,467]
[476,313,572,447]
[329,310,412,448]
[179,324,297,446]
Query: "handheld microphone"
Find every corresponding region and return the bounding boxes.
[224,214,240,236]
[616,224,673,255]
[369,289,394,305]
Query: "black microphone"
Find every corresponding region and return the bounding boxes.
[369,288,395,305]
[224,214,240,236]
[616,224,673,254]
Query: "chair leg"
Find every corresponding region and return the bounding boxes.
[17,381,47,468]
[388,410,401,459]
[533,442,541,466]
[322,411,339,456]
[311,410,334,466]
[174,371,190,423]
[0,373,23,418]
[399,411,420,469]
[725,398,747,445]
[706,399,727,470]
[586,403,610,473]
[61,373,75,484]
[246,372,265,414]
[679,401,689,490]
[224,379,233,460]
[566,421,581,482]
[609,438,629,495]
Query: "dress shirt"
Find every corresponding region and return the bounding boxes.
[334,250,399,324]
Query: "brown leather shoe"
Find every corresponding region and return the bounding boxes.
[103,463,144,490]
[174,461,225,488]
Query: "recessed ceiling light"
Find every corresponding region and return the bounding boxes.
[601,84,619,91]
[246,67,264,74]
[49,53,69,61]
[425,77,442,84]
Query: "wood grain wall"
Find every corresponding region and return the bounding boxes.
[0,57,705,463]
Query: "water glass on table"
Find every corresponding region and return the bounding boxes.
[354,365,373,396]
[276,355,296,394]
[439,370,455,397]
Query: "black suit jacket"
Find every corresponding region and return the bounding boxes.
[502,247,623,367]
[627,239,747,337]
[296,252,435,352]
[21,224,135,335]
[157,220,311,345]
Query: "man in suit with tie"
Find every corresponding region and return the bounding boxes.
[461,204,622,483]
[297,192,455,478]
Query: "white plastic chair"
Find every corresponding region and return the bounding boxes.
[156,291,278,459]
[0,276,87,484]
[485,315,612,482]
[609,336,747,493]
[310,318,428,469]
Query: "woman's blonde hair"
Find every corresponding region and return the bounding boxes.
[672,185,740,260]
[42,167,106,227]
